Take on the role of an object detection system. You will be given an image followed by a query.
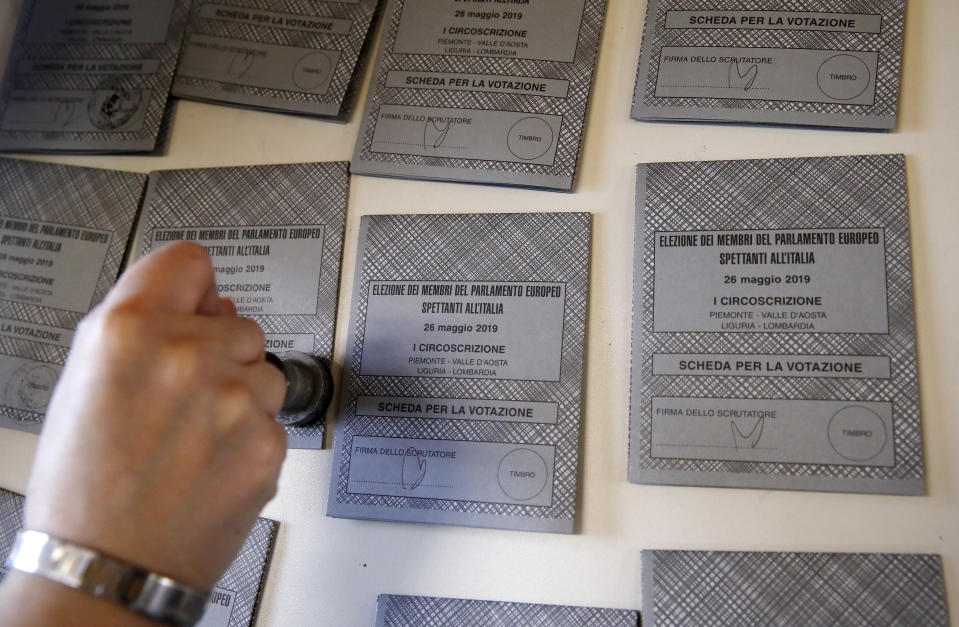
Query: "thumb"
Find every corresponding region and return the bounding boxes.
[107,242,225,315]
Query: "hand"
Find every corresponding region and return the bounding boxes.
[21,242,287,591]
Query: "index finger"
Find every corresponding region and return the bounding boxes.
[108,242,223,315]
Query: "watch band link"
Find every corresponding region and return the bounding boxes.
[5,529,210,626]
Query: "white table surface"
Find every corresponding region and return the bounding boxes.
[0,1,956,624]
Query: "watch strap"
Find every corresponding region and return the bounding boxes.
[5,529,210,626]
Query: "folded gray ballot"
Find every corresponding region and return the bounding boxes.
[629,155,923,494]
[351,0,608,191]
[0,0,191,152]
[328,212,591,532]
[376,594,639,626]
[632,0,906,129]
[0,488,279,627]
[172,0,381,118]
[641,550,948,626]
[0,158,145,434]
[132,162,351,449]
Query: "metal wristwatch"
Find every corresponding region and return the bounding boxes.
[5,530,210,626]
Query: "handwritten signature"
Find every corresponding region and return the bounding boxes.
[53,101,77,128]
[228,51,256,78]
[423,116,456,149]
[731,416,765,449]
[728,60,759,92]
[401,447,427,490]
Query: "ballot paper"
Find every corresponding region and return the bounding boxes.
[0,158,145,435]
[629,154,922,494]
[0,0,190,152]
[132,162,350,449]
[350,0,607,191]
[0,490,21,584]
[328,212,590,532]
[641,550,948,626]
[631,0,906,129]
[0,488,278,627]
[173,0,381,117]
[375,594,639,626]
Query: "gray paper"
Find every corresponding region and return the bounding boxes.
[132,162,350,449]
[0,490,22,586]
[0,488,278,627]
[328,212,591,532]
[173,0,381,117]
[631,0,906,129]
[629,155,923,494]
[375,594,639,626]
[0,0,190,152]
[0,158,145,434]
[350,0,608,191]
[641,550,948,626]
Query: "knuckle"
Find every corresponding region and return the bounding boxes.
[217,381,256,418]
[237,317,266,347]
[154,340,206,390]
[84,304,147,347]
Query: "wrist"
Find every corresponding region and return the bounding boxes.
[0,571,157,627]
[4,530,210,626]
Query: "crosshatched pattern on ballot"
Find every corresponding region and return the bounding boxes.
[637,0,905,118]
[334,212,590,525]
[643,550,948,626]
[631,155,921,486]
[354,0,607,183]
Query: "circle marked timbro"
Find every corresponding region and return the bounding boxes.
[88,82,142,130]
[827,405,888,462]
[5,363,58,415]
[497,448,548,501]
[293,52,332,91]
[817,55,871,101]
[507,117,554,160]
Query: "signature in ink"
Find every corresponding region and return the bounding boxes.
[401,446,427,490]
[728,60,759,91]
[731,416,765,449]
[228,50,256,78]
[423,116,455,149]
[53,101,77,129]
